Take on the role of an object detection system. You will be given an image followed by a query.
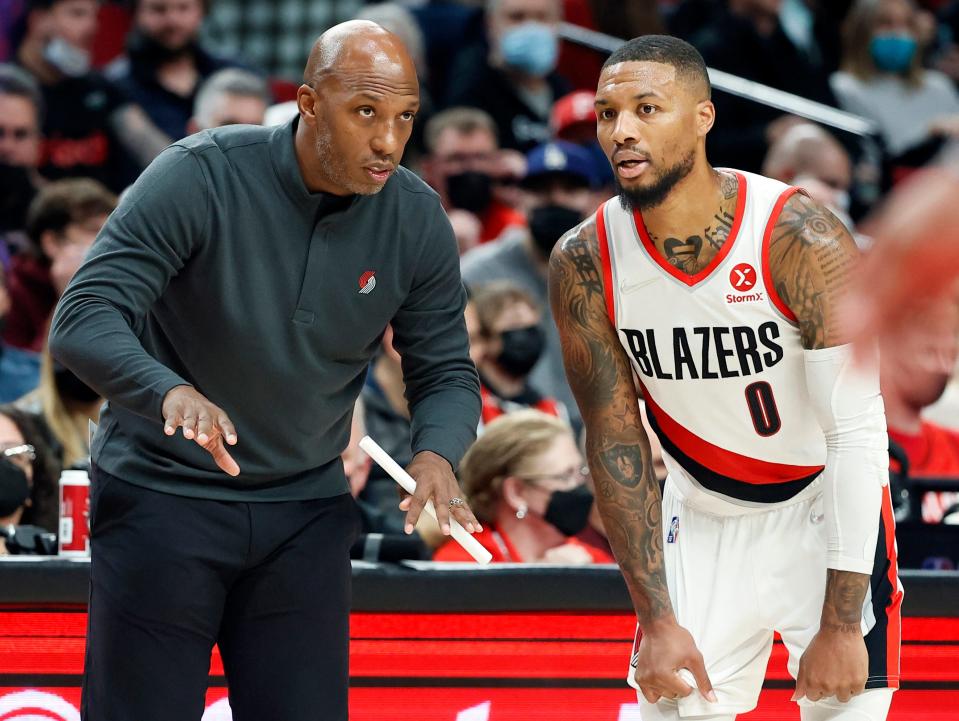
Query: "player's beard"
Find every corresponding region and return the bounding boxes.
[617,147,696,212]
[314,124,386,197]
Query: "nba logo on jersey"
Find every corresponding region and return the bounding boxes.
[667,516,680,543]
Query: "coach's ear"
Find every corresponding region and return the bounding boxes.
[296,84,318,127]
[696,100,715,137]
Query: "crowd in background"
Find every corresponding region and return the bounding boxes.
[1,0,958,565]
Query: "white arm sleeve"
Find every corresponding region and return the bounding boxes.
[804,344,886,575]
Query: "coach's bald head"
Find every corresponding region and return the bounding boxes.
[295,20,420,196]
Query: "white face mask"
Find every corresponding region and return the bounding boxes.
[43,36,91,77]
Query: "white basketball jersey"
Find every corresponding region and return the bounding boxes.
[596,169,826,507]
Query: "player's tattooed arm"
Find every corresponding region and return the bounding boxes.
[771,194,873,642]
[767,192,859,350]
[820,569,871,633]
[549,220,672,626]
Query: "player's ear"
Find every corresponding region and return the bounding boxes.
[296,84,318,126]
[696,99,715,137]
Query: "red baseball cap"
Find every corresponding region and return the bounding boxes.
[551,90,597,141]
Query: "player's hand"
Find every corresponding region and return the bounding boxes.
[398,450,481,536]
[162,385,239,477]
[792,626,868,703]
[633,617,717,704]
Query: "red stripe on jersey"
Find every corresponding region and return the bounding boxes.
[632,171,748,288]
[761,187,803,323]
[643,389,825,484]
[881,484,903,685]
[595,201,616,326]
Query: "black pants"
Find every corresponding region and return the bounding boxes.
[82,467,360,721]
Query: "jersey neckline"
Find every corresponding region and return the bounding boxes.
[631,170,748,288]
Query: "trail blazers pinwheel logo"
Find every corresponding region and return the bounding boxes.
[358,270,376,295]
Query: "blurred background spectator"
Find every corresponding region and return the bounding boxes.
[105,0,250,140]
[187,67,270,132]
[3,177,115,353]
[434,409,611,563]
[16,345,102,469]
[832,0,959,183]
[11,0,169,191]
[882,303,959,524]
[0,405,59,537]
[0,63,44,259]
[471,281,569,428]
[0,269,40,403]
[421,106,526,245]
[462,140,598,432]
[762,121,858,232]
[445,0,570,152]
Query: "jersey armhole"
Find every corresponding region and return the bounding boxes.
[595,200,617,327]
[761,187,806,324]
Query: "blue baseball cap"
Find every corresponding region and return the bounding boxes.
[522,141,598,189]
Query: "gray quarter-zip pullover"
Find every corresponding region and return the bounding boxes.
[49,117,480,501]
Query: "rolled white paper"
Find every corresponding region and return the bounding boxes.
[359,435,492,565]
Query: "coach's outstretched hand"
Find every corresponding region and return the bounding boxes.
[399,450,481,536]
[634,617,717,704]
[162,385,240,477]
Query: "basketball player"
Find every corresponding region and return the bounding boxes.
[550,35,900,720]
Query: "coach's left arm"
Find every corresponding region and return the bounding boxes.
[769,192,887,704]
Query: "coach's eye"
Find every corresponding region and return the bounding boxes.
[358,107,375,118]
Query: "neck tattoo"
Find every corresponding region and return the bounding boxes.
[654,173,738,276]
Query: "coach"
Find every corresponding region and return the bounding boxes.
[49,20,481,721]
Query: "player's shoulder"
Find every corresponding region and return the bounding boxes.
[770,190,848,249]
[552,213,600,264]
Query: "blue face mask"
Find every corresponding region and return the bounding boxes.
[499,22,558,77]
[870,33,917,73]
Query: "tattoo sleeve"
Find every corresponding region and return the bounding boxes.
[771,193,874,625]
[549,221,672,626]
[820,569,870,633]
[767,192,860,349]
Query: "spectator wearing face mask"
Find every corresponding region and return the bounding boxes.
[15,345,102,469]
[434,409,611,563]
[0,405,60,555]
[106,0,253,141]
[11,0,171,191]
[471,281,568,429]
[832,0,959,163]
[421,107,527,246]
[461,140,598,431]
[445,0,570,152]
[0,63,44,263]
[4,177,116,353]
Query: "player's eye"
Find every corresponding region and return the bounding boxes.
[640,104,657,115]
[599,109,616,121]
[358,107,375,118]
[400,111,416,121]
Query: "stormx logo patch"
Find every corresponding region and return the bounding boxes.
[667,516,679,543]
